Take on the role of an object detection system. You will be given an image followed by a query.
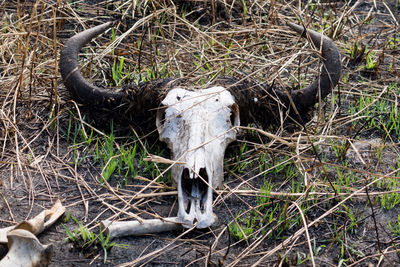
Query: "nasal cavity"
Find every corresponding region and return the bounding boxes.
[181,168,210,214]
[182,168,191,195]
[181,168,192,213]
[198,168,209,212]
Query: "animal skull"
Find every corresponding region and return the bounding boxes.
[59,21,341,229]
[156,87,239,228]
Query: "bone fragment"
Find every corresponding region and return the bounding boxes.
[101,217,183,239]
[0,200,65,244]
[0,229,52,267]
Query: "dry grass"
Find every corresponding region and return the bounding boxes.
[1,0,400,266]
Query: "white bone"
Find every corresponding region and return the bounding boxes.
[156,86,239,228]
[0,229,52,267]
[0,200,65,244]
[101,217,182,239]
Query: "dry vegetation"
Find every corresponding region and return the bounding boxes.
[1,0,400,266]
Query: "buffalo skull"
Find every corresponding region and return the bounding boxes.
[59,21,341,228]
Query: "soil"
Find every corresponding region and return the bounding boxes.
[0,1,400,266]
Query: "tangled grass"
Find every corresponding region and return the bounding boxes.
[1,0,400,266]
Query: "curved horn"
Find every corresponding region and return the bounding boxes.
[224,23,341,127]
[287,22,341,112]
[59,21,125,107]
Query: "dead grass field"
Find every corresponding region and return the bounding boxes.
[1,0,400,266]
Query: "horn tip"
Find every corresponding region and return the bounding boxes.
[287,22,306,35]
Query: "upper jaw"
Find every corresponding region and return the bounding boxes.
[176,167,216,228]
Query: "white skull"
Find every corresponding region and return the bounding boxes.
[156,86,240,228]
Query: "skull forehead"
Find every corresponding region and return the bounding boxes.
[161,86,235,110]
[158,85,238,144]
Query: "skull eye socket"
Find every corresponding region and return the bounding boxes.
[156,106,167,131]
[229,103,240,127]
